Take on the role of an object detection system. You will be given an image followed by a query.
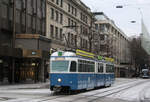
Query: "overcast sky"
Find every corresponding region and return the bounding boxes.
[81,0,150,37]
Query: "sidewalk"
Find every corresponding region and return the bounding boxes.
[0,80,50,90]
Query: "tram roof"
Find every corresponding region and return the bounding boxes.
[51,51,76,57]
[51,51,113,64]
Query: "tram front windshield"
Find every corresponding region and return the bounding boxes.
[51,61,69,72]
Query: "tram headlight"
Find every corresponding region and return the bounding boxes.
[58,78,62,82]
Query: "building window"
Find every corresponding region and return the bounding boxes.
[68,18,71,26]
[100,24,105,32]
[68,4,70,12]
[74,22,77,31]
[71,34,73,44]
[100,35,105,40]
[75,35,77,46]
[100,45,106,51]
[80,25,83,34]
[68,33,70,43]
[72,6,74,14]
[60,0,63,7]
[56,0,59,5]
[55,10,59,22]
[95,24,98,30]
[1,4,7,18]
[75,8,77,16]
[67,4,77,16]
[83,15,85,22]
[50,25,54,37]
[60,28,63,40]
[27,14,31,28]
[80,38,82,47]
[80,12,82,20]
[85,16,88,23]
[51,8,54,19]
[71,20,73,26]
[16,0,22,10]
[86,40,88,49]
[80,12,88,23]
[55,27,58,39]
[60,13,63,24]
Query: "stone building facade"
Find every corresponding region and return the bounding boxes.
[47,0,95,52]
[94,12,132,77]
[0,0,50,83]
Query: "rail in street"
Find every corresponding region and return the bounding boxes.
[0,79,149,102]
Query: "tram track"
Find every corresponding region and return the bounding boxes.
[58,80,144,102]
[33,81,138,102]
[3,80,148,102]
[0,97,14,102]
[2,93,66,102]
[34,80,147,102]
[69,80,148,102]
[139,82,150,102]
[0,98,5,101]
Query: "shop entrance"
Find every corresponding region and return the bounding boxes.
[0,57,19,84]
[19,58,40,83]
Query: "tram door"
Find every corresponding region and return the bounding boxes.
[20,59,39,83]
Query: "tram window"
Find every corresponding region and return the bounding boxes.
[51,61,69,72]
[78,63,81,72]
[98,63,103,73]
[106,65,110,73]
[91,64,95,72]
[111,65,114,72]
[78,60,95,72]
[109,65,114,73]
[70,61,76,72]
[106,65,114,73]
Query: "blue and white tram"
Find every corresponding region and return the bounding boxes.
[50,51,115,91]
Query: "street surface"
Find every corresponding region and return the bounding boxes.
[0,78,150,102]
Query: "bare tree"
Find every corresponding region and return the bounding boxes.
[130,37,150,76]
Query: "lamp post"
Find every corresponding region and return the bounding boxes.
[116,5,150,76]
[115,5,143,20]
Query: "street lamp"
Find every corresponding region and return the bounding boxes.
[116,5,143,18]
[130,21,136,23]
[116,5,145,35]
[116,5,140,24]
[116,5,123,8]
